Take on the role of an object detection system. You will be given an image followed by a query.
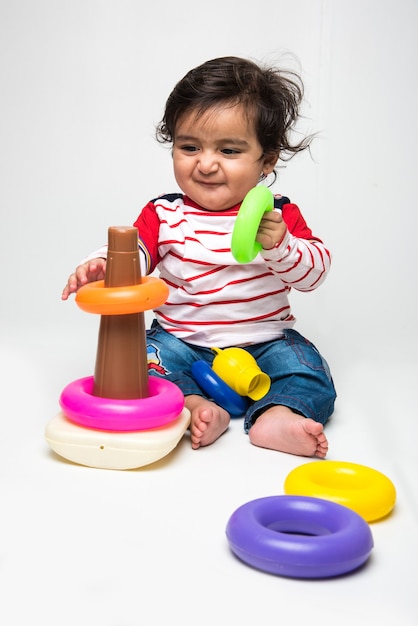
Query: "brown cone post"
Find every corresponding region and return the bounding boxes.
[93,226,149,399]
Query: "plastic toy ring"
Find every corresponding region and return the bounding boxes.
[284,461,396,522]
[75,277,169,315]
[59,375,184,431]
[191,360,249,417]
[231,186,274,263]
[226,495,374,579]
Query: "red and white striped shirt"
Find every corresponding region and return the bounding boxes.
[86,192,331,347]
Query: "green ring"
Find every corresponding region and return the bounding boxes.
[231,186,274,263]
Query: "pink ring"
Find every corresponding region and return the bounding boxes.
[59,376,184,432]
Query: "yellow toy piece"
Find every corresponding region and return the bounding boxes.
[284,460,396,522]
[211,347,271,401]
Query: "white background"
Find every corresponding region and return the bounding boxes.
[1,1,417,625]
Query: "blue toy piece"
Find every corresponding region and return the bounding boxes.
[191,360,249,417]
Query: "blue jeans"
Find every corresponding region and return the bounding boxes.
[146,320,336,433]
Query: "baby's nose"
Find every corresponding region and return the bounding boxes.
[197,151,219,174]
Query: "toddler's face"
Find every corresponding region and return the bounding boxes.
[172,104,276,211]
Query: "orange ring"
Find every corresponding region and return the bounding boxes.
[75,277,169,315]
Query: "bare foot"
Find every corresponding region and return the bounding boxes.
[186,395,230,449]
[248,405,328,458]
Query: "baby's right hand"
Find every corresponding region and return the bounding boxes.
[61,258,106,300]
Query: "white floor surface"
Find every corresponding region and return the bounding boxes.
[0,328,416,626]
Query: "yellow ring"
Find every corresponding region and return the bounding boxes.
[75,277,169,315]
[283,461,396,522]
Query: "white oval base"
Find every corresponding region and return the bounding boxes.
[45,408,191,470]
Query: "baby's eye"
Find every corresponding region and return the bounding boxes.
[221,148,240,155]
[180,145,199,152]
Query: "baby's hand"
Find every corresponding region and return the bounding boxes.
[256,211,287,250]
[61,258,106,300]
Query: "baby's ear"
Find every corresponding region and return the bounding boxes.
[262,151,280,175]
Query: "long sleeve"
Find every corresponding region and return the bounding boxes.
[261,228,331,292]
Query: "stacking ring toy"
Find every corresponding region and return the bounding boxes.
[231,186,274,263]
[59,376,184,431]
[75,277,169,315]
[225,495,374,579]
[191,361,249,416]
[284,461,397,522]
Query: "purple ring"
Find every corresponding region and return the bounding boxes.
[226,495,374,578]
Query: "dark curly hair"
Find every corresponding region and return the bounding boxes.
[156,56,314,164]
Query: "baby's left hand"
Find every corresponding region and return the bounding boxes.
[256,211,287,250]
